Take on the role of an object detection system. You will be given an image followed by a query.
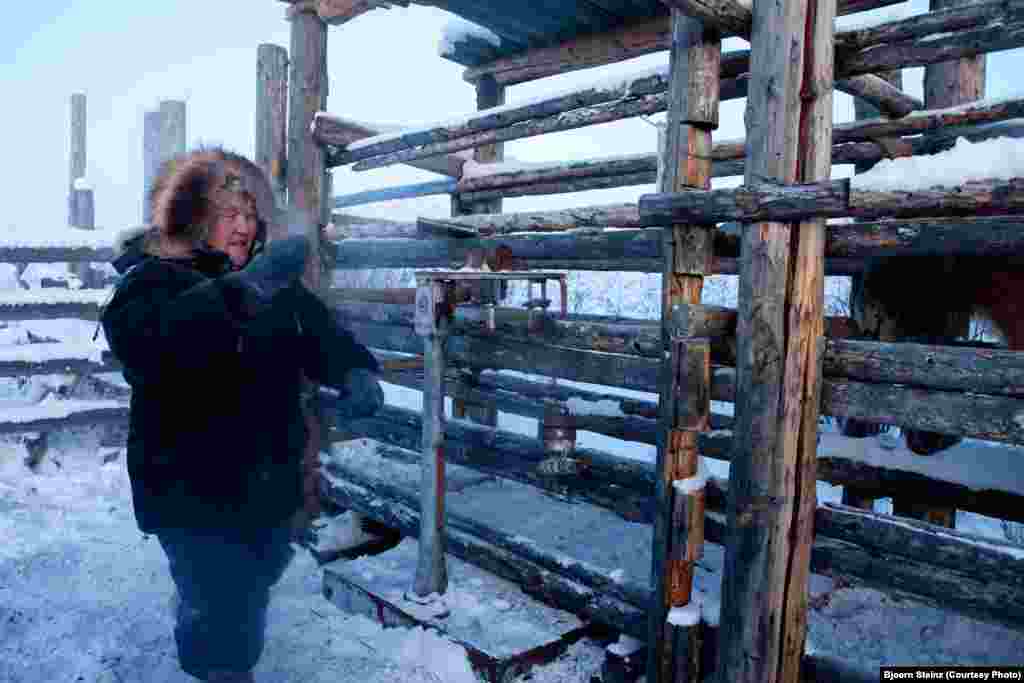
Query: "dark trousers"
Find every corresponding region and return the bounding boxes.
[157,524,295,680]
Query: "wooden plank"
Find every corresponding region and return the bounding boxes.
[826,215,1024,258]
[660,0,751,37]
[256,44,289,208]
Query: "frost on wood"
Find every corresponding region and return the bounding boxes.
[666,602,701,627]
[0,290,110,307]
[0,342,107,365]
[566,397,626,417]
[850,136,1024,191]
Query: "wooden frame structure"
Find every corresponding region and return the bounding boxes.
[269,1,1024,681]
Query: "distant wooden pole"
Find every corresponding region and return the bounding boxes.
[646,11,719,683]
[452,75,505,426]
[68,93,95,231]
[68,94,86,199]
[256,44,289,210]
[715,0,834,680]
[159,100,187,164]
[142,109,163,224]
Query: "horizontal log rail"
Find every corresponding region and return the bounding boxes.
[329,30,1024,173]
[0,290,109,321]
[459,0,905,86]
[331,179,458,208]
[365,355,1024,524]
[321,432,1024,630]
[639,177,1024,225]
[340,314,1024,445]
[0,245,116,264]
[0,343,119,377]
[0,400,127,435]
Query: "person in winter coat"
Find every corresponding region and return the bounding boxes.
[101,147,384,682]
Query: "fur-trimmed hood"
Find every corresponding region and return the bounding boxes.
[143,146,277,261]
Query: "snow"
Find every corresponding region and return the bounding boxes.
[850,136,1024,192]
[666,602,700,627]
[607,634,644,657]
[565,396,626,417]
[0,226,119,248]
[817,431,1024,497]
[672,458,709,496]
[438,16,502,57]
[0,288,110,306]
[72,177,92,192]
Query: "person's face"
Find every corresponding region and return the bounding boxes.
[207,194,259,268]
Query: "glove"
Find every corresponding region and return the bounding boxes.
[219,236,310,318]
[335,368,384,420]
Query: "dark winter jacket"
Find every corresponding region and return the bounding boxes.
[102,237,378,534]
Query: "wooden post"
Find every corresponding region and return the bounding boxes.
[142,109,163,224]
[715,0,834,679]
[287,6,329,534]
[840,70,903,511]
[646,11,719,683]
[159,100,187,165]
[889,0,985,528]
[68,93,86,224]
[256,44,289,209]
[414,277,453,597]
[452,74,505,426]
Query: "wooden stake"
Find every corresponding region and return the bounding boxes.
[647,11,719,683]
[256,44,289,209]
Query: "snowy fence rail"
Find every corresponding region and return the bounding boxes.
[318,433,1024,632]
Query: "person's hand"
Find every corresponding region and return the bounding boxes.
[335,368,384,420]
[220,235,309,318]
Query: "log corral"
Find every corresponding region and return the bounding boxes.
[276,0,1024,680]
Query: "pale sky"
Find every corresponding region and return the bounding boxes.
[3,0,1023,235]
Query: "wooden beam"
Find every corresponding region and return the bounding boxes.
[331,179,458,208]
[659,0,751,37]
[460,0,906,86]
[835,74,921,119]
[316,115,468,177]
[716,0,834,677]
[285,0,410,25]
[640,176,1024,225]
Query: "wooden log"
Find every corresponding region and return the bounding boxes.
[158,100,186,169]
[459,0,907,86]
[414,280,449,597]
[318,115,468,177]
[456,154,658,194]
[256,44,289,208]
[716,0,832,677]
[288,6,330,231]
[661,0,751,37]
[826,215,1024,258]
[328,287,417,305]
[817,453,1024,525]
[641,176,1024,224]
[453,74,506,216]
[332,179,458,208]
[0,291,106,321]
[0,402,128,436]
[460,171,659,204]
[834,74,921,119]
[142,109,162,224]
[326,68,672,164]
[68,93,88,231]
[327,215,420,238]
[646,10,719,681]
